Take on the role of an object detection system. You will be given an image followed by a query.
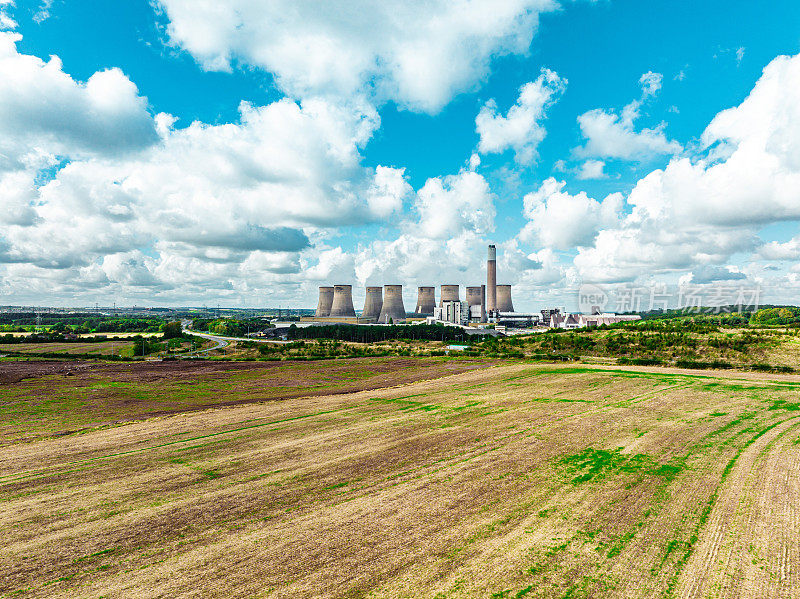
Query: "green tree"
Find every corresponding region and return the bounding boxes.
[133,337,164,356]
[162,321,183,339]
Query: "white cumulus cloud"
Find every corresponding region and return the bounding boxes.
[0,36,418,303]
[576,159,607,180]
[0,31,158,166]
[573,53,800,284]
[475,68,566,163]
[413,170,496,240]
[520,178,622,250]
[155,0,559,113]
[575,70,681,162]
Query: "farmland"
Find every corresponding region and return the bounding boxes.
[2,359,800,598]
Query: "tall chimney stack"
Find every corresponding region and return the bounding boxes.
[487,244,497,314]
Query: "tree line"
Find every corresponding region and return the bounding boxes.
[286,323,486,343]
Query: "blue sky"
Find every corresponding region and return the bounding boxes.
[1,0,800,310]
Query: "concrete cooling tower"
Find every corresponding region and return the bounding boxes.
[496,285,514,313]
[439,285,460,307]
[415,286,435,315]
[465,286,483,306]
[316,286,334,317]
[329,284,356,317]
[362,286,383,320]
[466,285,486,323]
[487,244,497,312]
[378,285,406,324]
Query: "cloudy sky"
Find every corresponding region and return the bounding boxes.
[1,0,800,310]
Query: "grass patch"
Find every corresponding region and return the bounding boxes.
[768,399,800,411]
[559,447,683,484]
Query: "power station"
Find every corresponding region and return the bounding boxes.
[311,244,515,326]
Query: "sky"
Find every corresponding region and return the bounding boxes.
[1,0,800,311]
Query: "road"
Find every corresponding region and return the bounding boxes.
[183,330,230,354]
[180,321,287,356]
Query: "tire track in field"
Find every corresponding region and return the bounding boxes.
[676,416,800,599]
[737,421,800,599]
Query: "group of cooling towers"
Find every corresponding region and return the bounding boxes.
[314,245,514,325]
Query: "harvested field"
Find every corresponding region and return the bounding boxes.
[2,361,800,598]
[0,357,493,444]
[0,341,133,356]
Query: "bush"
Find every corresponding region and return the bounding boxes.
[750,363,795,373]
[132,337,164,356]
[750,306,800,326]
[617,357,663,366]
[162,321,183,339]
[675,359,732,370]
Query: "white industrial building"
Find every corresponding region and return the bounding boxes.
[547,311,641,329]
[431,300,470,325]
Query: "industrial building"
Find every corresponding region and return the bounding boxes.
[496,285,514,313]
[315,286,334,317]
[309,245,519,327]
[439,285,460,306]
[433,300,470,325]
[465,286,486,322]
[306,248,643,331]
[329,285,356,317]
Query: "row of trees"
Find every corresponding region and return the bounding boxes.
[286,323,486,343]
[750,307,800,326]
[519,327,773,360]
[636,305,800,328]
[0,316,165,334]
[192,318,268,337]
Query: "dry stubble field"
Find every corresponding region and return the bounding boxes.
[2,358,800,598]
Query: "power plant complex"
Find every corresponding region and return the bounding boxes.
[312,245,517,326]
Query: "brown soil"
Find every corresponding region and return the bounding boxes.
[0,357,494,444]
[0,359,104,383]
